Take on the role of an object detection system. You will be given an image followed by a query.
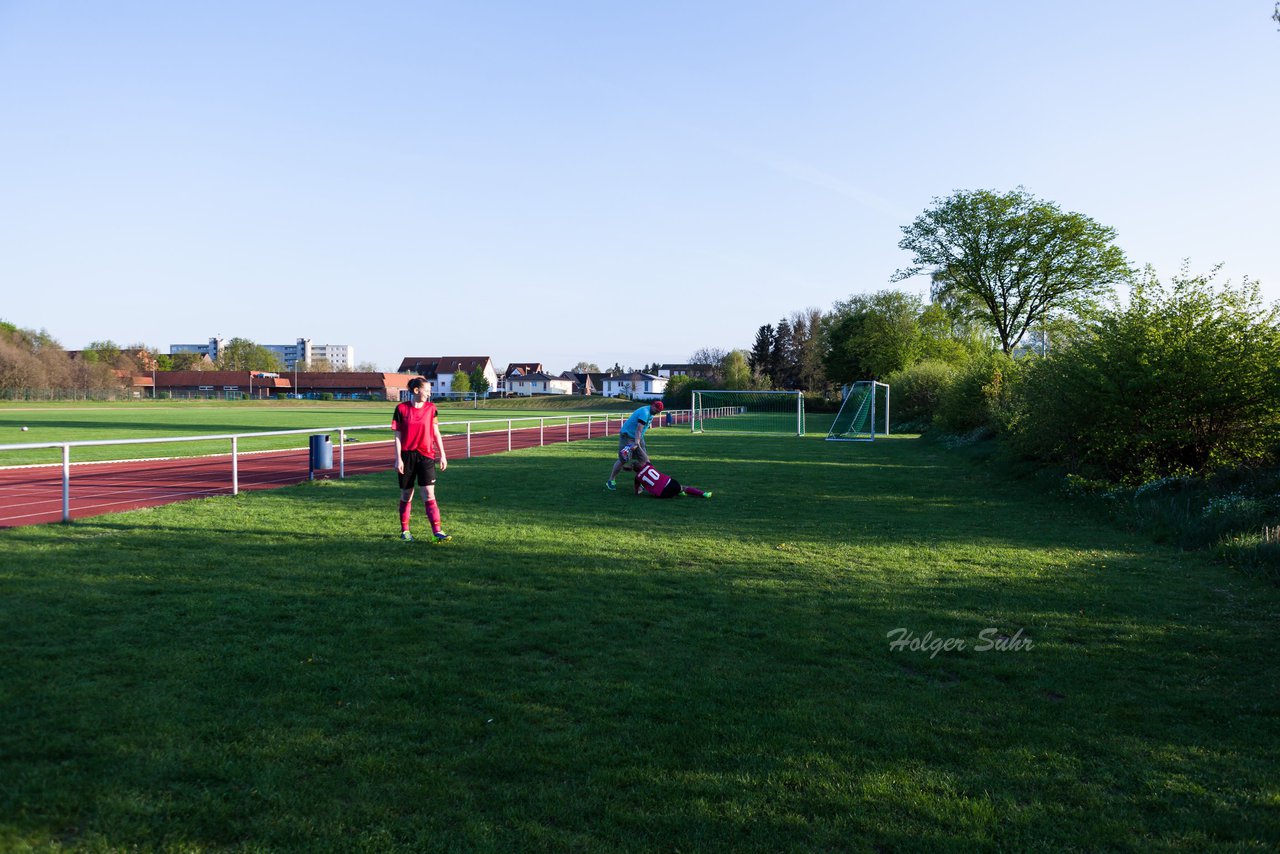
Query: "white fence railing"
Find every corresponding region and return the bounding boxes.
[0,410,692,523]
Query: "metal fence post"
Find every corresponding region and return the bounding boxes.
[339,430,346,479]
[232,436,239,495]
[61,444,70,522]
[508,420,512,452]
[467,422,472,459]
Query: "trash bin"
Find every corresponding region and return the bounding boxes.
[309,434,333,475]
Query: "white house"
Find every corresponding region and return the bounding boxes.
[397,356,499,396]
[601,372,666,400]
[497,362,543,396]
[507,371,575,396]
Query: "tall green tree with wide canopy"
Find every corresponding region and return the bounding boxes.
[822,290,924,384]
[895,188,1131,354]
[215,338,284,372]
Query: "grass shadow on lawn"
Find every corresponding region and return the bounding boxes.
[1,433,1277,851]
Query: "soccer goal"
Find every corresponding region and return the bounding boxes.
[691,390,805,436]
[827,381,890,441]
[434,391,479,408]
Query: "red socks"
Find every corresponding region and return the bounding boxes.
[402,498,444,534]
[683,486,705,498]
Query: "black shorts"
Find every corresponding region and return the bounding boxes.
[659,479,682,499]
[398,450,437,489]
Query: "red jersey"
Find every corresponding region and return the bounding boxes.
[634,462,674,497]
[392,401,439,457]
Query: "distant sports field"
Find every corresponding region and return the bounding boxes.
[1,426,1276,850]
[0,399,635,466]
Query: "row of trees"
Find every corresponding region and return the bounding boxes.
[446,367,491,396]
[0,326,382,393]
[676,187,1276,485]
[0,323,121,392]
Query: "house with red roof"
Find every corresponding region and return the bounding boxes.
[396,356,498,397]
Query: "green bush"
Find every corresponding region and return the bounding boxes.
[884,359,957,428]
[1005,268,1280,482]
[1215,526,1280,583]
[933,351,1019,434]
[662,376,714,409]
[1088,469,1280,580]
[320,392,335,401]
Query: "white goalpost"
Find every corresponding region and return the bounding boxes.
[691,390,805,436]
[827,381,890,442]
[434,391,480,408]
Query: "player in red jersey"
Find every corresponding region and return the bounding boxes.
[629,452,712,499]
[392,377,450,542]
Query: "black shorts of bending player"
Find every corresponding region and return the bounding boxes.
[398,450,437,489]
[659,479,682,499]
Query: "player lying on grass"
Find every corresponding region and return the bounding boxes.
[619,445,711,499]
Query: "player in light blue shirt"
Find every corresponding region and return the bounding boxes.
[606,400,665,490]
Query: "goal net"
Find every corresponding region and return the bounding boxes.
[827,381,890,441]
[691,390,805,436]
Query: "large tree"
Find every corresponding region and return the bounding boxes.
[720,349,754,390]
[85,340,122,367]
[769,319,796,388]
[468,366,491,396]
[894,188,1131,354]
[688,347,727,368]
[748,324,774,381]
[215,338,284,372]
[823,290,923,384]
[787,307,827,392]
[169,352,212,371]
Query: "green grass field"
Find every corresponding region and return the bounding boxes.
[1,427,1277,851]
[0,400,637,466]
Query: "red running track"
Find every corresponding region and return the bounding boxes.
[0,420,618,527]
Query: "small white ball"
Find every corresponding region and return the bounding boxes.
[21,426,29,431]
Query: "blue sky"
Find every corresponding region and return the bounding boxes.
[2,1,1276,373]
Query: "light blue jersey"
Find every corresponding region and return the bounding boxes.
[620,405,654,440]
